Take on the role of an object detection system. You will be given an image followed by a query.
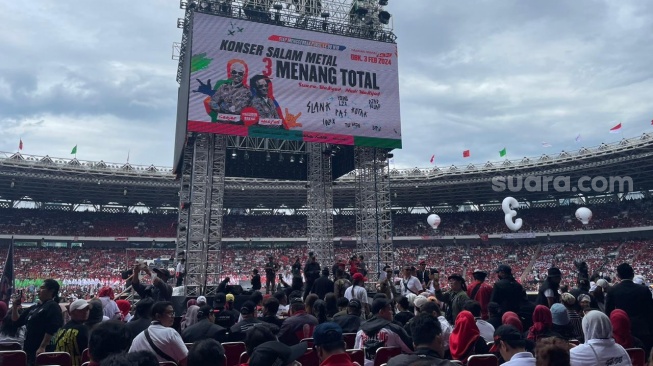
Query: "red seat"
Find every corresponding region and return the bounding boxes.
[343,333,357,349]
[346,349,364,365]
[239,351,249,364]
[626,348,645,366]
[467,354,499,366]
[373,347,401,366]
[0,342,22,351]
[297,349,319,366]
[0,350,27,366]
[36,351,73,366]
[222,342,246,366]
[81,348,90,364]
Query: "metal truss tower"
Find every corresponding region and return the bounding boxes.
[176,134,227,296]
[354,146,393,285]
[306,143,335,268]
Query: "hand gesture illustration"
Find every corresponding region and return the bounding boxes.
[285,108,303,128]
[193,78,215,97]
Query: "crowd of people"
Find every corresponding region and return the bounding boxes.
[4,239,653,297]
[1,198,652,238]
[2,251,652,366]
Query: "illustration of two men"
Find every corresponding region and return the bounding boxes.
[194,59,287,128]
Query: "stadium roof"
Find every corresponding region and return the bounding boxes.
[2,133,653,209]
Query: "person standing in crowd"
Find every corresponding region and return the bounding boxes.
[377,265,396,299]
[537,267,562,307]
[126,298,154,342]
[304,252,321,299]
[333,299,363,333]
[129,301,188,365]
[467,269,493,319]
[434,273,469,323]
[116,300,132,322]
[97,286,120,321]
[311,268,334,300]
[182,305,227,343]
[605,262,653,355]
[356,298,413,366]
[490,264,524,316]
[251,268,262,292]
[400,266,423,296]
[344,273,370,318]
[292,256,302,275]
[488,325,536,366]
[264,256,278,293]
[334,269,351,299]
[448,310,489,362]
[278,297,318,346]
[570,310,633,366]
[176,258,185,287]
[389,313,458,366]
[358,255,367,276]
[313,322,356,366]
[591,278,609,312]
[132,263,173,302]
[11,278,64,365]
[49,299,90,366]
[415,260,429,288]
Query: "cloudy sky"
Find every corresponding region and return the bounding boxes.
[1,0,652,170]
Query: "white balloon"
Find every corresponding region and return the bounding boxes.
[575,207,592,225]
[502,197,523,231]
[426,214,441,229]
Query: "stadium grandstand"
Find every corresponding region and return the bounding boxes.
[2,133,653,295]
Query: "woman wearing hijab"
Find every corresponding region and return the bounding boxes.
[449,310,489,362]
[116,300,132,322]
[98,287,121,321]
[527,305,562,341]
[181,300,200,331]
[570,310,633,366]
[610,309,645,350]
[501,311,523,333]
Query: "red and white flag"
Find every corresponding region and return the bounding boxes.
[429,154,435,164]
[609,123,622,133]
[18,139,23,151]
[462,150,470,158]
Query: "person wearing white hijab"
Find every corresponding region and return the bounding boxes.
[570,310,633,366]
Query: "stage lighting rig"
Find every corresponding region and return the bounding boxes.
[378,10,391,24]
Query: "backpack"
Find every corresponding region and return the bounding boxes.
[363,331,387,360]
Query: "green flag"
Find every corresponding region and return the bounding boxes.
[499,148,507,157]
[71,145,77,154]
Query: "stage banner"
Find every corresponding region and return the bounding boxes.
[187,12,401,149]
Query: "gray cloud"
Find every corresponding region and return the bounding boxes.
[1,0,652,169]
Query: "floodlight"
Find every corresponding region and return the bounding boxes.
[378,10,391,24]
[244,151,250,160]
[278,153,284,162]
[266,152,271,161]
[290,155,295,163]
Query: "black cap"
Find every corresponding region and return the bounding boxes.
[240,301,256,315]
[152,267,171,279]
[371,298,391,314]
[248,341,307,366]
[495,264,512,274]
[348,299,362,310]
[489,325,524,352]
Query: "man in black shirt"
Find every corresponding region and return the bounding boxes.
[303,252,321,298]
[260,297,284,330]
[182,305,227,343]
[131,263,173,302]
[311,268,334,300]
[332,299,363,333]
[251,269,262,291]
[125,298,154,342]
[388,313,457,366]
[490,264,523,316]
[264,256,278,293]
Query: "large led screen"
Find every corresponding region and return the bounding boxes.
[186,12,401,148]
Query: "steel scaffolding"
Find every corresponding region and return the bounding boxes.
[355,146,393,285]
[306,143,335,269]
[177,134,227,296]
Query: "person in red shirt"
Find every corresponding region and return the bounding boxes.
[314,322,355,366]
[467,269,493,320]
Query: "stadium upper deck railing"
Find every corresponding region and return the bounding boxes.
[2,133,653,182]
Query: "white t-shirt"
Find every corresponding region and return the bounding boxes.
[438,316,452,349]
[401,276,423,296]
[129,323,188,363]
[476,319,495,343]
[503,352,537,366]
[345,285,370,305]
[570,339,632,366]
